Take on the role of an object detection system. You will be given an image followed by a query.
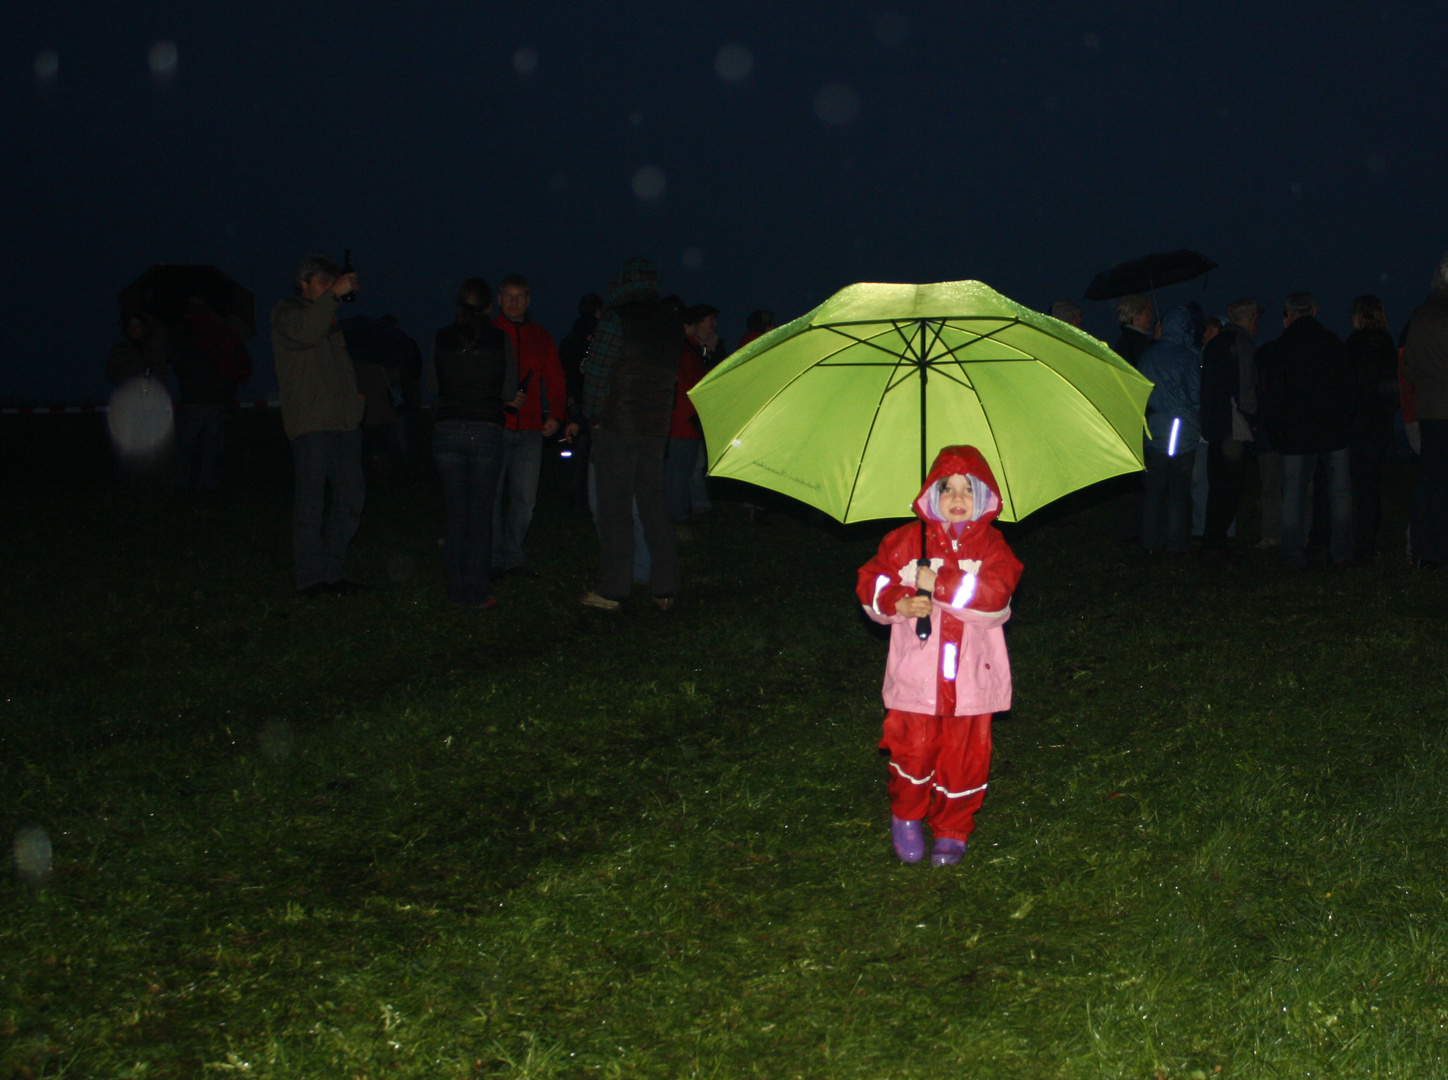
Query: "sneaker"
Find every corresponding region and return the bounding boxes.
[930,837,968,867]
[579,590,622,611]
[890,816,926,863]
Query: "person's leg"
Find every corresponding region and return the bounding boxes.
[688,438,712,513]
[291,431,330,590]
[1203,437,1247,551]
[880,709,940,822]
[322,427,366,583]
[1350,442,1386,560]
[591,428,636,601]
[924,713,993,843]
[1165,451,1196,552]
[1324,447,1354,565]
[432,422,469,603]
[1279,454,1312,569]
[1258,451,1284,545]
[497,429,543,570]
[463,424,506,604]
[1411,418,1448,564]
[1191,440,1209,537]
[633,435,680,599]
[1141,452,1168,552]
[191,404,224,490]
[491,429,518,571]
[664,437,698,522]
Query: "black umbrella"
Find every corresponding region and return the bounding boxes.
[118,264,257,339]
[1084,249,1217,302]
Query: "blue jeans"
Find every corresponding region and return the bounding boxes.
[1142,449,1196,552]
[492,428,543,571]
[1282,449,1352,567]
[292,428,365,590]
[434,421,505,605]
[664,438,701,521]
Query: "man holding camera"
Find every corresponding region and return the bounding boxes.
[271,254,367,595]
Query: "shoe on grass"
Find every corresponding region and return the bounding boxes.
[579,590,621,611]
[891,816,925,863]
[930,837,968,867]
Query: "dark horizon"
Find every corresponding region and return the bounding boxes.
[5,1,1447,404]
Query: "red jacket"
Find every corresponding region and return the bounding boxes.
[493,316,568,431]
[669,339,707,439]
[856,446,1023,716]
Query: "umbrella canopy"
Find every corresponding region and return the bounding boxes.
[688,280,1154,524]
[118,264,257,339]
[1084,249,1216,302]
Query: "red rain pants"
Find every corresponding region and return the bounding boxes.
[880,709,993,841]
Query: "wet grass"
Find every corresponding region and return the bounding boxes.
[2,415,1446,1078]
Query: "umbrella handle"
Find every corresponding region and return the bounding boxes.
[914,594,932,642]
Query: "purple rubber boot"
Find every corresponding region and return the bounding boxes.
[891,816,926,863]
[931,837,968,867]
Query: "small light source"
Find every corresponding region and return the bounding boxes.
[1167,416,1181,457]
[559,449,573,458]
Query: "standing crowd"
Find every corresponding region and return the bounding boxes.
[1050,250,1448,571]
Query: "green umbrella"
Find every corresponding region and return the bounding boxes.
[689,279,1153,525]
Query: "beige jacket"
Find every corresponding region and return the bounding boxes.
[271,292,365,440]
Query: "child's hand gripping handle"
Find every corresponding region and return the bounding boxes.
[915,559,932,642]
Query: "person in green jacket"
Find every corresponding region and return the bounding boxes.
[271,255,367,595]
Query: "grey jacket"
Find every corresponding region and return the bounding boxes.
[271,291,365,440]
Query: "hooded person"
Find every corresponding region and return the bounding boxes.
[855,445,1024,866]
[579,257,685,610]
[1137,304,1204,554]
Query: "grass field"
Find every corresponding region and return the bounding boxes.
[2,414,1446,1079]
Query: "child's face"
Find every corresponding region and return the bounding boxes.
[939,474,975,522]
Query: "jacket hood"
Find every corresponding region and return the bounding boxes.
[607,257,660,305]
[1159,304,1201,349]
[912,444,1003,526]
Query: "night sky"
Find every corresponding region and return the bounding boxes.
[5,0,1447,404]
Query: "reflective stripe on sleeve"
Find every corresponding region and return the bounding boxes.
[951,573,977,607]
[871,573,891,616]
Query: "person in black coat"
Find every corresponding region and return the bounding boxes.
[1256,291,1355,568]
[1344,295,1399,562]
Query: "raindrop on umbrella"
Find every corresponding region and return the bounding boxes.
[814,82,860,127]
[714,43,753,82]
[632,165,667,201]
[513,47,539,75]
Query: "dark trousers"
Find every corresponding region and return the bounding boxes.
[1349,442,1387,560]
[1202,436,1249,548]
[1142,449,1195,552]
[174,402,225,491]
[1411,418,1448,564]
[591,427,679,601]
[291,428,365,590]
[433,420,504,606]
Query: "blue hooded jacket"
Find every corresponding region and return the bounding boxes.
[1137,305,1203,454]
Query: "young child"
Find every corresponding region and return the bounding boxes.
[856,445,1023,866]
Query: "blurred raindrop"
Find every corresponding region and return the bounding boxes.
[874,12,910,46]
[259,720,295,763]
[13,825,52,885]
[1366,153,1388,175]
[714,43,753,82]
[549,171,568,192]
[632,165,667,201]
[629,110,644,127]
[1083,32,1102,49]
[1290,181,1303,198]
[108,376,174,459]
[682,247,704,270]
[513,47,539,75]
[1380,271,1391,284]
[148,40,179,80]
[34,49,59,84]
[813,82,860,127]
